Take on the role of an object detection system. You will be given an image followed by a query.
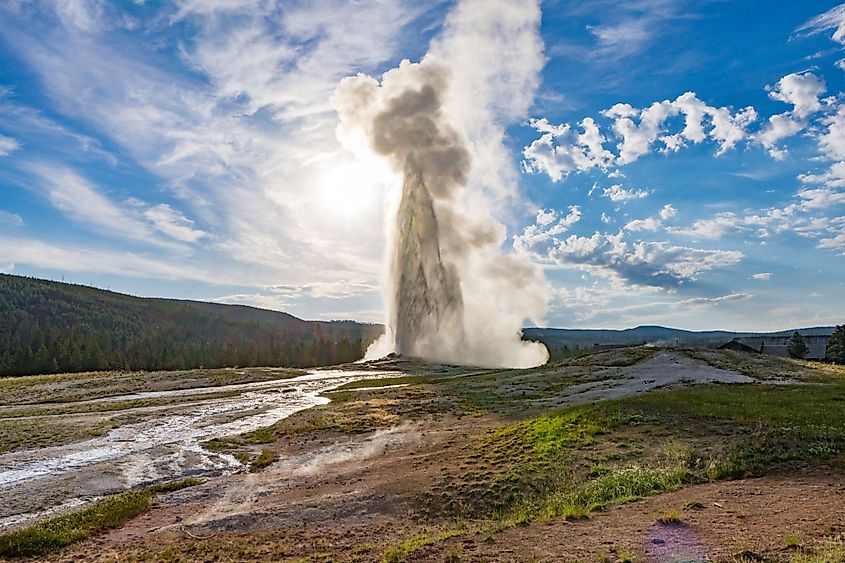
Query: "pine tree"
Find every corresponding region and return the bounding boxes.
[787,331,808,359]
[827,325,845,364]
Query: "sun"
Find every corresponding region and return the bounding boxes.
[315,157,385,216]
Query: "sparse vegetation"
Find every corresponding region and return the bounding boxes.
[788,535,845,562]
[785,532,804,549]
[656,508,683,524]
[250,448,279,472]
[0,479,201,558]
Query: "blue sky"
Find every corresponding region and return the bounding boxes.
[0,0,844,331]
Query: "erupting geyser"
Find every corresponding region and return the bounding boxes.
[333,59,549,368]
[392,157,465,356]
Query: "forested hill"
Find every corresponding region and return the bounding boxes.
[0,274,383,376]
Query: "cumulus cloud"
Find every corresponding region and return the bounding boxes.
[602,183,650,202]
[756,72,827,158]
[519,71,830,181]
[624,217,661,232]
[766,72,827,119]
[513,205,581,249]
[624,205,675,232]
[668,212,740,239]
[522,117,613,180]
[523,91,756,180]
[659,204,677,220]
[515,213,743,289]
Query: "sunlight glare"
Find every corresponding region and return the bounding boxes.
[316,158,383,216]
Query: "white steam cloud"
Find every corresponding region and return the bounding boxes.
[332,0,548,368]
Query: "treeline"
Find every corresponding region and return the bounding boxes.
[0,274,382,376]
[547,344,585,362]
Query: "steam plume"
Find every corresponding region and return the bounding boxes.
[333,57,548,368]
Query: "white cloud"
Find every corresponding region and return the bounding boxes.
[624,205,675,232]
[0,133,19,155]
[797,4,845,45]
[756,113,804,159]
[624,217,661,232]
[522,117,613,180]
[818,105,845,161]
[766,72,826,119]
[755,72,826,158]
[602,183,650,202]
[0,0,427,291]
[603,100,676,164]
[751,272,772,280]
[515,213,743,289]
[28,164,173,248]
[659,204,677,220]
[0,236,215,282]
[523,91,757,180]
[513,205,581,250]
[0,210,24,226]
[54,0,104,32]
[142,204,207,243]
[27,163,208,249]
[668,212,739,239]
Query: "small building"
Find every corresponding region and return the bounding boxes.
[718,335,829,360]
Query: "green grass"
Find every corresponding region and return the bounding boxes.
[788,535,845,562]
[656,508,683,524]
[250,448,278,472]
[414,378,845,558]
[245,427,275,444]
[382,524,469,563]
[0,479,201,558]
[785,532,804,549]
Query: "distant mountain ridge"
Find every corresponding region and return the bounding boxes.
[524,324,836,351]
[0,274,382,376]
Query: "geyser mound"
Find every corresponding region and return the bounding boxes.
[333,59,548,368]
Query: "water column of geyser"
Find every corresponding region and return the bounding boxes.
[392,155,465,357]
[333,59,549,368]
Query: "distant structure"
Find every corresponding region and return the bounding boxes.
[719,335,830,360]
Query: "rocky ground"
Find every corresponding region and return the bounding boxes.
[1,347,844,562]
